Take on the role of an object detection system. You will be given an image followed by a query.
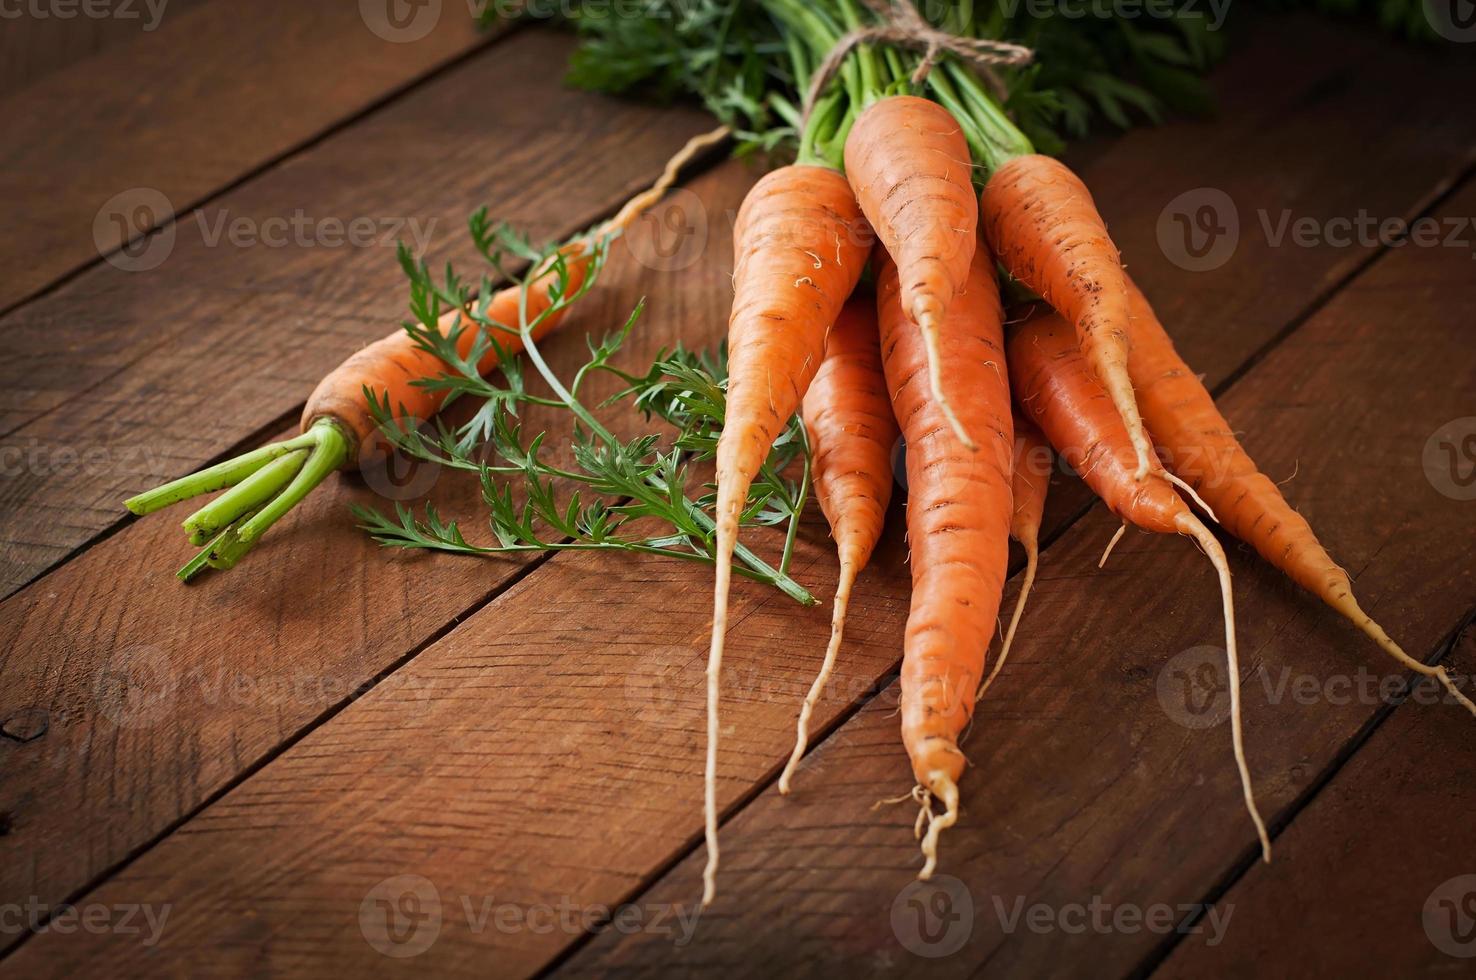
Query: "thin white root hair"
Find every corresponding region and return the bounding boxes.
[873,787,926,810]
[979,539,1038,699]
[1098,523,1128,569]
[1337,594,1476,719]
[701,515,739,908]
[602,124,730,236]
[1179,513,1272,863]
[917,311,978,451]
[1163,471,1219,524]
[918,774,960,879]
[779,560,859,794]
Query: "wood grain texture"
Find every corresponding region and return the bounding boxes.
[1143,186,1476,980]
[2,11,1476,974]
[1156,623,1476,978]
[0,0,495,314]
[0,0,491,314]
[0,81,722,967]
[5,18,1476,979]
[552,171,1476,978]
[0,0,211,91]
[0,27,715,597]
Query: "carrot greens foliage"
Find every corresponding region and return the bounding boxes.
[352,221,816,605]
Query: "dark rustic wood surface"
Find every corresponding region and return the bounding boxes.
[1,9,1474,980]
[0,0,491,317]
[0,27,714,598]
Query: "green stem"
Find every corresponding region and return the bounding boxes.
[779,421,812,578]
[514,303,814,604]
[125,430,318,515]
[183,449,308,543]
[942,60,1034,173]
[205,418,352,570]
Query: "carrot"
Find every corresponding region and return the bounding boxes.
[704,162,870,905]
[978,153,1155,483]
[125,125,729,577]
[979,411,1050,699]
[845,95,980,450]
[778,291,898,795]
[1008,306,1272,862]
[876,243,1013,878]
[1123,280,1476,717]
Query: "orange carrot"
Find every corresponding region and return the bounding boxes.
[1123,279,1476,716]
[980,154,1155,481]
[308,124,732,459]
[877,244,1013,878]
[125,126,729,577]
[303,250,583,458]
[845,95,980,449]
[979,411,1050,699]
[704,163,870,904]
[1009,306,1271,861]
[779,291,898,795]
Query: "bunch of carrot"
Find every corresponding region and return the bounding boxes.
[695,0,1473,904]
[122,0,1472,910]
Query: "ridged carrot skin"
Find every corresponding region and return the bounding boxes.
[1008,305,1271,862]
[846,96,980,448]
[980,154,1153,480]
[877,244,1012,877]
[302,250,585,458]
[780,292,898,794]
[1122,279,1476,716]
[704,163,870,904]
[803,292,897,577]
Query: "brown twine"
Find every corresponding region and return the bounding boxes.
[801,0,1033,128]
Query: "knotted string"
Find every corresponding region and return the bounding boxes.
[801,0,1034,128]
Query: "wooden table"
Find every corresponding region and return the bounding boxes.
[2,8,1475,978]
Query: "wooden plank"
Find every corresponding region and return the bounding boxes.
[0,27,716,597]
[0,0,490,314]
[0,157,745,960]
[1156,621,1476,978]
[0,0,211,91]
[547,176,1476,976]
[4,17,1473,976]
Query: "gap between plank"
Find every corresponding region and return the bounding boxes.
[0,134,736,959]
[0,22,524,439]
[13,71,1473,974]
[1130,604,1476,980]
[0,120,733,602]
[0,543,564,965]
[530,154,1476,979]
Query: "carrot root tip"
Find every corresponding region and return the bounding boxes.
[778,563,858,796]
[914,310,979,452]
[917,773,960,880]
